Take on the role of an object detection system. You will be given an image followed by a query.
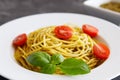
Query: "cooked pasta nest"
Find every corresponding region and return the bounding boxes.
[14,25,104,74]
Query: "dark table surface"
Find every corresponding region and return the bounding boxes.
[0,0,120,80]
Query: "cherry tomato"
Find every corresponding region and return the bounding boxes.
[93,43,110,60]
[82,24,98,37]
[13,33,27,46]
[54,25,73,40]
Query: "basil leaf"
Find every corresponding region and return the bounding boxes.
[51,53,64,65]
[60,58,90,75]
[41,64,56,74]
[26,51,51,67]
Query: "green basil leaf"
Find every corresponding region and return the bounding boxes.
[26,51,51,67]
[51,53,64,65]
[60,58,90,75]
[41,64,56,74]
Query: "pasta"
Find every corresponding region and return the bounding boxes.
[14,24,104,74]
[100,1,120,13]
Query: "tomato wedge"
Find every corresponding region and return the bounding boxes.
[54,25,73,40]
[93,43,110,60]
[82,24,98,37]
[13,33,27,46]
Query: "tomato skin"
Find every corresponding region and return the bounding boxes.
[93,43,110,60]
[13,33,27,46]
[82,24,98,37]
[54,25,73,40]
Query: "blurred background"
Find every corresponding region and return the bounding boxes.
[0,0,120,80]
[0,0,85,25]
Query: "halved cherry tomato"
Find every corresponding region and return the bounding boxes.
[82,24,98,37]
[13,33,27,46]
[54,25,73,40]
[93,43,110,60]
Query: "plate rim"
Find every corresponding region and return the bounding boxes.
[0,12,120,80]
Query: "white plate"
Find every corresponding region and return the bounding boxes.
[0,13,120,80]
[83,0,120,25]
[83,0,120,16]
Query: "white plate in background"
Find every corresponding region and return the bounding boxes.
[0,13,120,80]
[83,0,120,16]
[83,0,120,25]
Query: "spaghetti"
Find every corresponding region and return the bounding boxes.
[14,25,104,74]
